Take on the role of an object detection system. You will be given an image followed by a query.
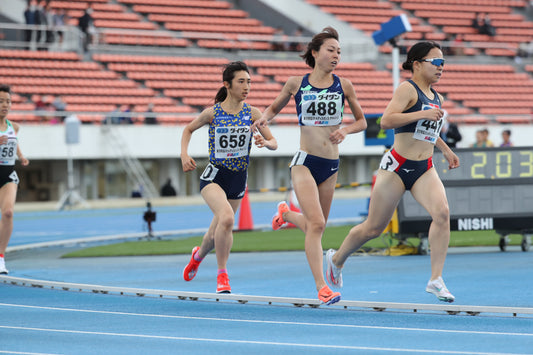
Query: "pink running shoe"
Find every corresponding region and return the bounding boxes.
[183,246,201,281]
[272,201,289,230]
[216,272,231,294]
[318,285,341,305]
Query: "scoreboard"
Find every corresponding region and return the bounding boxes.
[397,147,533,251]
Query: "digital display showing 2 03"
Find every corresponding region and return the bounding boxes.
[434,147,533,184]
[397,147,533,236]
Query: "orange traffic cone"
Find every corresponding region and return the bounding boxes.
[238,187,254,231]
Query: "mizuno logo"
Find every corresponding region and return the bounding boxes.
[402,168,415,173]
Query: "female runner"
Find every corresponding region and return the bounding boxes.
[0,84,30,274]
[326,41,460,303]
[252,27,367,304]
[181,61,277,293]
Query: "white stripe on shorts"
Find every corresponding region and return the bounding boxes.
[289,150,307,168]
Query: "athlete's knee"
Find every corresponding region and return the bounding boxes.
[366,226,385,240]
[217,212,235,231]
[1,208,14,221]
[432,203,450,227]
[306,218,326,236]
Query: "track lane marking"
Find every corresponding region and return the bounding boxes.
[0,325,526,355]
[1,303,531,338]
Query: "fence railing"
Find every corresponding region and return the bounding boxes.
[0,22,83,53]
[1,22,527,58]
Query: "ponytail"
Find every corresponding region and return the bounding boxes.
[214,87,227,104]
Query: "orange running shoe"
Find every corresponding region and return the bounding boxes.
[318,285,341,305]
[216,272,231,294]
[271,201,289,230]
[183,246,201,281]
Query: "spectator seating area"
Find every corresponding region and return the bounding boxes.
[51,0,533,54]
[0,50,192,123]
[404,63,533,123]
[307,0,447,43]
[4,48,533,125]
[307,0,531,56]
[4,0,533,124]
[124,0,276,51]
[54,0,277,50]
[398,0,532,57]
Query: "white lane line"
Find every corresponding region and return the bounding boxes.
[0,303,531,338]
[0,325,524,355]
[0,351,60,355]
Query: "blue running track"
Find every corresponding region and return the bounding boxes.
[1,197,532,354]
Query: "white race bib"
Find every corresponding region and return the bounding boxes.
[380,150,400,172]
[0,138,17,165]
[200,163,219,181]
[9,171,19,184]
[412,105,445,144]
[301,92,343,126]
[214,126,251,159]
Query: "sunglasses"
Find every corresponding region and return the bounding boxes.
[419,58,445,67]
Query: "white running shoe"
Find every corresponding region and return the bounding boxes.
[426,276,455,303]
[325,249,343,288]
[0,257,8,275]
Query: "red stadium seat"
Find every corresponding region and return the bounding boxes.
[6,0,533,126]
[495,115,532,124]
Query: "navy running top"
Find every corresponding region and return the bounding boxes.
[294,74,345,126]
[394,80,442,134]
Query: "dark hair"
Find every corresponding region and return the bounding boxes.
[0,84,11,95]
[402,41,442,72]
[503,129,511,136]
[300,27,339,68]
[214,61,250,104]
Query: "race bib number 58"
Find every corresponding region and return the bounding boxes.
[0,138,17,165]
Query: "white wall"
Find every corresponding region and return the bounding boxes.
[18,124,387,160]
[18,123,533,161]
[454,125,528,148]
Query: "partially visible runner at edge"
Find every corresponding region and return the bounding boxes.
[0,84,30,275]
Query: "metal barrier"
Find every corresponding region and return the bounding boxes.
[2,275,532,317]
